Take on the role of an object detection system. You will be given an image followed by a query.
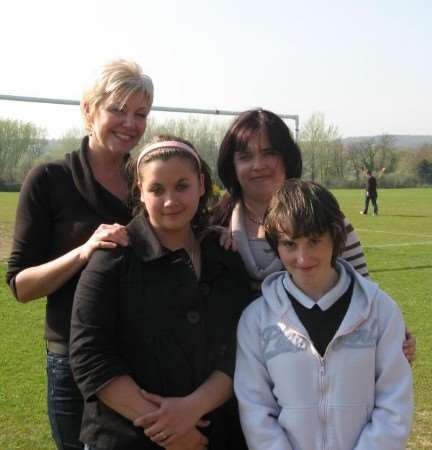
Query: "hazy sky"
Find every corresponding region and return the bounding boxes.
[1,0,430,138]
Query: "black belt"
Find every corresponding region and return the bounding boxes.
[47,340,69,355]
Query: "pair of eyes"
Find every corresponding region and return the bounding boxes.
[235,148,280,161]
[279,238,323,249]
[108,106,148,118]
[147,182,191,195]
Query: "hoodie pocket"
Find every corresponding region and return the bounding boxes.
[278,406,318,449]
[327,403,368,450]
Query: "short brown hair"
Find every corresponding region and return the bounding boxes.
[264,179,346,266]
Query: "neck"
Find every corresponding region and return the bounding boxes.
[87,141,125,171]
[242,196,269,221]
[87,140,128,202]
[293,267,339,302]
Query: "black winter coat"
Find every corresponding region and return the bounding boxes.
[70,214,252,450]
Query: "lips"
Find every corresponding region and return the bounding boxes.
[113,131,137,142]
[296,265,317,273]
[163,210,184,216]
[250,175,272,182]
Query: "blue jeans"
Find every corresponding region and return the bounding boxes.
[47,351,84,450]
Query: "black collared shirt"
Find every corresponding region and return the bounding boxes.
[286,280,354,357]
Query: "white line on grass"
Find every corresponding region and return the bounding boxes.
[364,241,432,248]
[356,229,432,239]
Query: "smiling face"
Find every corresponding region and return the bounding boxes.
[139,156,205,238]
[233,130,286,204]
[86,91,148,157]
[277,229,338,299]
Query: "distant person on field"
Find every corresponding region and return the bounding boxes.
[235,179,413,450]
[361,168,384,216]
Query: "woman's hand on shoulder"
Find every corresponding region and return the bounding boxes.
[79,223,129,261]
[209,225,238,252]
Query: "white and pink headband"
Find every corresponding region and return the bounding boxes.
[136,140,202,173]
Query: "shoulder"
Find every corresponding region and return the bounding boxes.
[84,246,129,275]
[373,288,403,317]
[350,269,405,328]
[238,296,266,335]
[21,157,73,189]
[201,229,248,278]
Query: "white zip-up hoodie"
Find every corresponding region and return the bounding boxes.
[234,259,413,450]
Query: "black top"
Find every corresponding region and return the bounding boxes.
[70,215,252,450]
[287,280,354,357]
[366,175,378,197]
[6,137,131,342]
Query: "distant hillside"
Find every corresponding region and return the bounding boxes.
[343,135,432,150]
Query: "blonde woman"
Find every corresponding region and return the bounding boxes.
[7,60,153,450]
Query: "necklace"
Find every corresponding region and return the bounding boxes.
[245,207,265,226]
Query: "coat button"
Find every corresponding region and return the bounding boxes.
[199,283,210,296]
[186,310,201,325]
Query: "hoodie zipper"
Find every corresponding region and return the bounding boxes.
[319,357,327,450]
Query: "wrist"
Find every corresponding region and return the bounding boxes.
[77,243,91,263]
[184,393,206,422]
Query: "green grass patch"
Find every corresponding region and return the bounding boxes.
[0,192,19,261]
[336,188,432,449]
[0,189,431,448]
[0,263,54,449]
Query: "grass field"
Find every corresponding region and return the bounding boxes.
[1,188,431,449]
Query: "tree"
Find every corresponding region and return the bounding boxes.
[344,135,396,184]
[417,159,432,184]
[299,112,342,184]
[45,128,83,161]
[0,117,47,184]
[143,115,228,179]
[375,134,397,172]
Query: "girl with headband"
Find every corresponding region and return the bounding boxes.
[70,135,251,450]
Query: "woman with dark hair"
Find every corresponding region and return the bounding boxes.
[70,136,251,450]
[212,109,415,450]
[212,109,368,296]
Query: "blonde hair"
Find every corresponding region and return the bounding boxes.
[81,59,154,132]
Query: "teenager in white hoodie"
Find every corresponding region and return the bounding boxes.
[234,179,413,450]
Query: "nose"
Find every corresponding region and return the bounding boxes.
[251,154,265,170]
[163,192,177,207]
[123,112,136,128]
[296,246,311,265]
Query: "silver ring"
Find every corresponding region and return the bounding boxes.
[158,432,167,440]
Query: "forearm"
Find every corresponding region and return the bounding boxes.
[97,374,158,421]
[14,245,88,302]
[186,370,233,419]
